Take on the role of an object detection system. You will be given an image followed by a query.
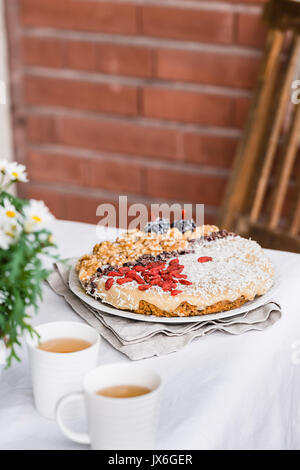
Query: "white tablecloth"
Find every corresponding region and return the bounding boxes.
[1,219,300,450]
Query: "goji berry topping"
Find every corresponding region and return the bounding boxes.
[105,278,114,290]
[134,265,146,272]
[100,257,193,295]
[108,271,123,277]
[171,290,183,296]
[138,285,151,290]
[197,256,213,263]
[117,277,133,285]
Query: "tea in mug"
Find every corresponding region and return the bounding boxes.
[38,337,92,353]
[96,385,151,398]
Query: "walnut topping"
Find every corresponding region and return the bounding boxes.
[76,225,220,282]
[184,225,219,240]
[75,254,102,280]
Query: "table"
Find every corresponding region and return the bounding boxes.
[1,219,300,450]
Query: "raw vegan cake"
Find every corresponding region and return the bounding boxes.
[76,219,274,318]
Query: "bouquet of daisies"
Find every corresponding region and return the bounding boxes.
[0,160,56,366]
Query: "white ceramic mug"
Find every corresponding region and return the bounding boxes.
[26,321,100,420]
[56,363,162,450]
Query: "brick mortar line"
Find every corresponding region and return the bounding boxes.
[23,105,243,138]
[24,180,220,214]
[28,143,231,177]
[70,0,262,14]
[24,66,253,98]
[21,27,263,57]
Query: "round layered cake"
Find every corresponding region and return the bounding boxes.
[76,225,274,318]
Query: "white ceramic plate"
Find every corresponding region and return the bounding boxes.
[69,265,280,324]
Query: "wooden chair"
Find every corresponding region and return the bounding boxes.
[218,0,300,253]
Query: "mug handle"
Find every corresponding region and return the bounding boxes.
[56,392,90,445]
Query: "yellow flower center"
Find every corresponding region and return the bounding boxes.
[32,215,42,223]
[5,224,17,238]
[6,210,16,218]
[12,171,19,179]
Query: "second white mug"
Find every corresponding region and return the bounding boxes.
[56,363,162,450]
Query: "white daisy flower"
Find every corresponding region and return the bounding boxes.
[0,290,6,304]
[0,159,10,187]
[0,159,9,174]
[23,200,54,233]
[5,161,28,183]
[0,199,19,223]
[0,199,22,246]
[3,219,22,241]
[0,230,12,250]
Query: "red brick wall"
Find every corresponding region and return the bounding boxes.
[4,0,267,225]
